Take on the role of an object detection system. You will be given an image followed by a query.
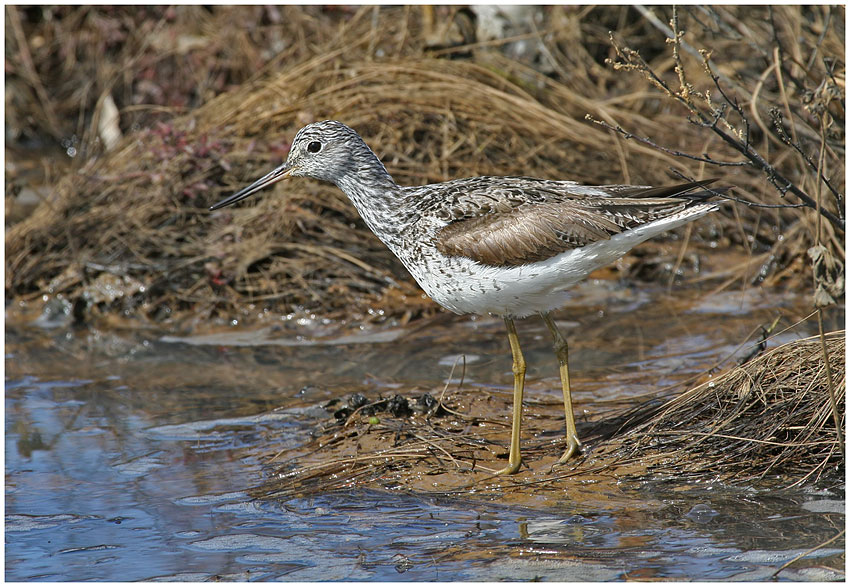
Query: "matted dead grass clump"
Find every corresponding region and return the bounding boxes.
[603,331,845,487]
[5,6,844,329]
[250,332,844,499]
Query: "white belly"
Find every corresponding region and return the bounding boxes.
[408,246,602,318]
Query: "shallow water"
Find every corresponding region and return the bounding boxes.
[6,281,845,580]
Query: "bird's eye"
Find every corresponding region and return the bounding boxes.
[307,141,322,154]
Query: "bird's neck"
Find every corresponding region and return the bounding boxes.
[335,158,407,243]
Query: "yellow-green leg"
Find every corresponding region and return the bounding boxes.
[541,312,582,462]
[497,317,525,475]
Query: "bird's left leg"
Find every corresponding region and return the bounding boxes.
[541,312,582,462]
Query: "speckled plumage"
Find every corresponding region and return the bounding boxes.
[211,120,722,474]
[212,120,718,318]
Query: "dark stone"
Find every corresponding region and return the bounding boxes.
[387,394,412,417]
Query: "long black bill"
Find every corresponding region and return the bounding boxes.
[209,164,294,210]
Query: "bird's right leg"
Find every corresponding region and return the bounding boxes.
[497,316,525,475]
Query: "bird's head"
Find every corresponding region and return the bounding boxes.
[210,120,373,210]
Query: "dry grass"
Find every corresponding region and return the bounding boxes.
[603,331,845,487]
[5,6,844,328]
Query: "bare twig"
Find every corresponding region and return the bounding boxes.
[769,109,843,204]
[634,5,741,92]
[586,116,749,166]
[812,109,845,459]
[605,17,845,233]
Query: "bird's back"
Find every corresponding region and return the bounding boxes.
[400,176,719,268]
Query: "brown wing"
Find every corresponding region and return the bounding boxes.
[435,203,625,267]
[433,179,720,267]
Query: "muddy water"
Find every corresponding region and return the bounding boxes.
[6,281,845,581]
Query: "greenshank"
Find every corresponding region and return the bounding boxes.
[211,120,720,475]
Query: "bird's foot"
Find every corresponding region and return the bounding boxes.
[557,435,582,464]
[495,459,522,475]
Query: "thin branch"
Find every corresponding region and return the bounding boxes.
[586,116,749,166]
[698,52,843,231]
[589,116,816,212]
[767,6,810,95]
[634,5,742,93]
[769,108,844,207]
[607,14,845,233]
[703,103,844,229]
[813,108,845,460]
[806,7,833,70]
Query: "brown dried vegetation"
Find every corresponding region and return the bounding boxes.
[5,6,844,328]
